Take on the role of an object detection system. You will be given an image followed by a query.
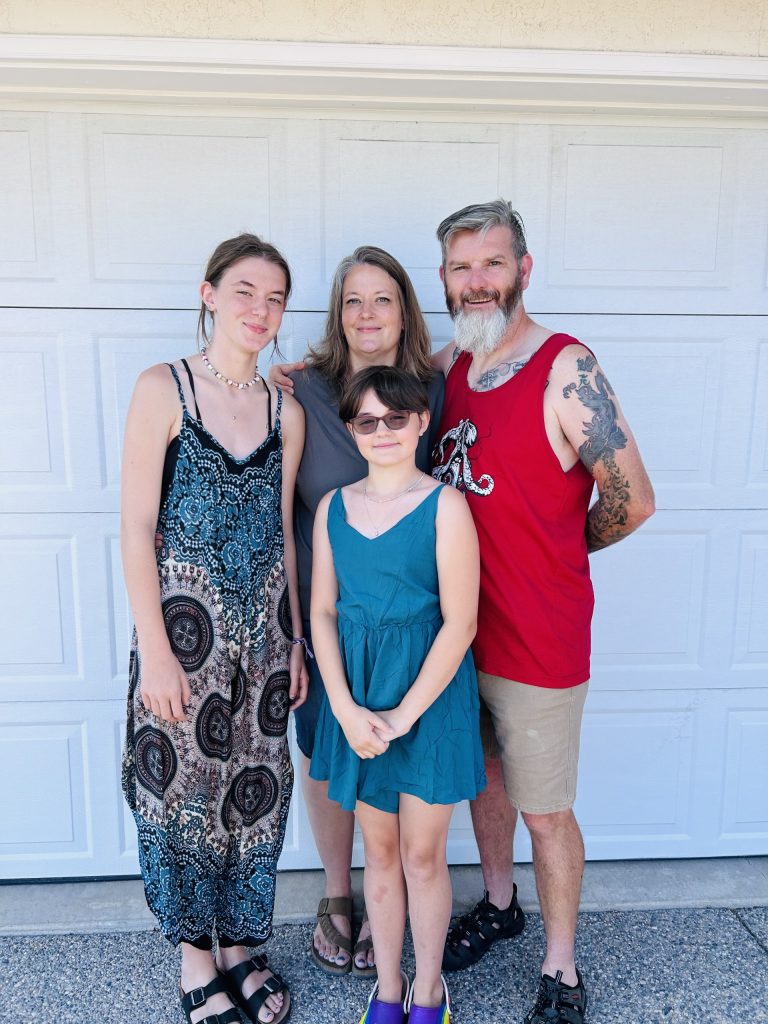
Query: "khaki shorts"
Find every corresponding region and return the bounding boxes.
[478,672,589,814]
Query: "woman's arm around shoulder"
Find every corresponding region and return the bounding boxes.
[277,386,309,709]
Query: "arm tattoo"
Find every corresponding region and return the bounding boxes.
[563,354,631,551]
[474,357,530,392]
[562,355,626,471]
[585,453,631,552]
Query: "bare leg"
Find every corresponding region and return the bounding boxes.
[300,755,359,968]
[355,800,406,1004]
[470,756,518,908]
[215,944,286,1023]
[400,795,454,1008]
[180,944,236,1023]
[522,808,584,987]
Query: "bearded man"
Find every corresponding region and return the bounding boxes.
[431,200,655,1024]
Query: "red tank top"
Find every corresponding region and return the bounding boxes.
[432,333,594,688]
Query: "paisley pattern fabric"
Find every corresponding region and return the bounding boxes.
[122,365,293,947]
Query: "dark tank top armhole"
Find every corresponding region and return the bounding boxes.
[160,434,181,508]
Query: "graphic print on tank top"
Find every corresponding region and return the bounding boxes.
[431,418,494,496]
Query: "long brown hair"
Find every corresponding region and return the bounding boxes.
[305,246,433,387]
[197,233,292,347]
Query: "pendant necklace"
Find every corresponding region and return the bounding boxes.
[362,472,425,537]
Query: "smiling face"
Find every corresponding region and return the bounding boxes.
[341,264,404,370]
[441,224,528,321]
[201,256,287,355]
[347,388,427,467]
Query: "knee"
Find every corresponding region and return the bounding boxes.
[400,838,445,885]
[364,834,400,873]
[521,808,575,840]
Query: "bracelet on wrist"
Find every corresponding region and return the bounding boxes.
[291,636,314,659]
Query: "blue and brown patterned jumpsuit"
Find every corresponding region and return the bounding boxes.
[123,361,293,949]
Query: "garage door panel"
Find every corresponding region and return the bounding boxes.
[0,717,90,859]
[322,121,513,312]
[0,534,80,680]
[536,125,765,314]
[591,526,707,672]
[589,511,767,691]
[86,117,273,286]
[0,702,135,879]
[733,532,768,670]
[547,128,732,284]
[0,515,115,700]
[578,704,696,837]
[748,340,768,489]
[721,708,768,841]
[0,332,66,489]
[0,113,54,280]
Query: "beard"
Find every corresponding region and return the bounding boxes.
[447,277,524,356]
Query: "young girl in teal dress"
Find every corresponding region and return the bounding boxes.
[309,365,486,1024]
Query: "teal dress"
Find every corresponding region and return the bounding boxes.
[309,485,486,813]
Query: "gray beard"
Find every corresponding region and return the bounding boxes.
[452,307,512,355]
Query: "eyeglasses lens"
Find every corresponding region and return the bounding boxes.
[350,411,412,434]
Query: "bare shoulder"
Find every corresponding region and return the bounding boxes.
[550,342,597,374]
[316,488,336,519]
[277,385,304,424]
[131,361,183,414]
[436,483,473,522]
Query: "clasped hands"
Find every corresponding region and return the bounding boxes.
[340,703,412,760]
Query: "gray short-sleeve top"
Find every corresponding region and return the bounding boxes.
[291,365,445,615]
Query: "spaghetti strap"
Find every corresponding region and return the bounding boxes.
[180,358,202,423]
[167,363,187,411]
[272,385,283,429]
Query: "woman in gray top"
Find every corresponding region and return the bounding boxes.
[272,246,443,978]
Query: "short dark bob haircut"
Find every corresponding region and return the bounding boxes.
[338,365,430,424]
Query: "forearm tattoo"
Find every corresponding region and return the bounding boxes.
[563,354,631,551]
[474,357,530,392]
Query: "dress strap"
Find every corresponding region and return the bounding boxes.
[273,385,283,429]
[180,358,203,423]
[167,363,187,411]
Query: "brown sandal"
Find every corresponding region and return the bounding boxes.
[310,896,353,976]
[352,905,377,978]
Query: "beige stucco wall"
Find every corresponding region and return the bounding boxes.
[1,0,766,56]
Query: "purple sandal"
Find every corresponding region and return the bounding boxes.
[405,974,452,1024]
[357,971,409,1024]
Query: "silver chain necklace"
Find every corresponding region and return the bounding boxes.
[201,348,261,390]
[363,472,425,504]
[362,473,425,537]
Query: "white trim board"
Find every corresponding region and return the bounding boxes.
[0,35,767,122]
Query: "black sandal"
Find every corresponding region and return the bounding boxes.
[180,977,241,1024]
[220,953,291,1023]
[524,969,587,1024]
[442,884,525,972]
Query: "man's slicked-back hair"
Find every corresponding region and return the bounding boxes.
[436,199,528,266]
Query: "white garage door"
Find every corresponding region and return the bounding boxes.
[1,111,766,879]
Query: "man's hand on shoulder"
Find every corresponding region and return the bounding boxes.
[551,344,655,553]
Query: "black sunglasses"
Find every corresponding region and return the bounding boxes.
[347,410,414,435]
